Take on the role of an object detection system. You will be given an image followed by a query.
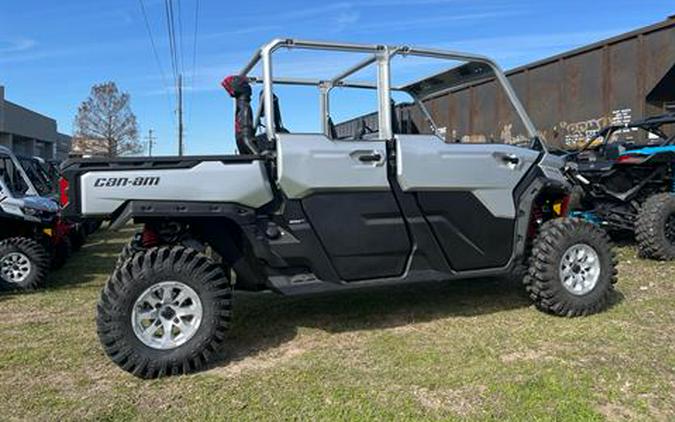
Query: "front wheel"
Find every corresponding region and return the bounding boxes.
[635,193,675,260]
[97,246,232,378]
[524,218,617,317]
[0,237,50,291]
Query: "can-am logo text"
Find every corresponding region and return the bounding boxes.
[94,176,160,187]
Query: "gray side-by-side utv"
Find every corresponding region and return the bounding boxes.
[60,39,618,378]
[0,146,64,290]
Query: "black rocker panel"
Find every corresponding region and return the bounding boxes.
[301,192,411,281]
[416,191,514,271]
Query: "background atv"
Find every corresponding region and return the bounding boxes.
[563,113,675,260]
[61,39,618,379]
[0,147,72,290]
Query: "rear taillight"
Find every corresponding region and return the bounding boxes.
[616,155,645,164]
[59,177,70,207]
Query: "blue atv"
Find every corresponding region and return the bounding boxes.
[563,113,675,260]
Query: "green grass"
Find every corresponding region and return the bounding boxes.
[0,227,673,421]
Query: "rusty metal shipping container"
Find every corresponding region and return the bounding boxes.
[336,17,675,149]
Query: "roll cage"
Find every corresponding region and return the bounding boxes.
[0,146,40,198]
[579,113,675,152]
[237,38,542,151]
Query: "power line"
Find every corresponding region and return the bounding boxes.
[164,0,179,83]
[163,0,185,155]
[187,0,200,130]
[138,0,174,123]
[176,0,186,76]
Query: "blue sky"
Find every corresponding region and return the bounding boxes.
[0,1,673,155]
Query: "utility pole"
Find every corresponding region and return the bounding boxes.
[146,129,156,157]
[177,73,184,156]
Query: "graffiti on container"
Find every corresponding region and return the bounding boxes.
[443,124,531,145]
[441,108,635,147]
[556,108,633,148]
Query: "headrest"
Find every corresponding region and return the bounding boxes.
[221,75,251,98]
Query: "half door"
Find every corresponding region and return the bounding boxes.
[276,133,410,281]
[395,135,540,271]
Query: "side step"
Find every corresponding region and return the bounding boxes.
[267,269,451,296]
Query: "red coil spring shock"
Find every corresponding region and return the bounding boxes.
[141,225,161,248]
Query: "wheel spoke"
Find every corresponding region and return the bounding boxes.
[173,289,190,306]
[143,321,160,337]
[175,304,197,317]
[174,318,192,335]
[161,287,174,304]
[136,308,157,320]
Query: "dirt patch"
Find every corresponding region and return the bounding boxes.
[500,349,548,363]
[211,337,313,377]
[411,384,488,417]
[597,402,640,421]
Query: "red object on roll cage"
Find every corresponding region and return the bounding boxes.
[59,177,70,207]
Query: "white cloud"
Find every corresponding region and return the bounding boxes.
[0,38,37,54]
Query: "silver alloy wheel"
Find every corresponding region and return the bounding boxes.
[559,243,601,296]
[0,252,32,284]
[131,281,203,350]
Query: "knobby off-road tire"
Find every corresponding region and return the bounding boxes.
[97,246,232,378]
[0,237,50,291]
[504,258,528,285]
[524,218,617,317]
[115,233,144,268]
[635,193,675,260]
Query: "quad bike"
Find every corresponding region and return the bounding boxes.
[61,39,618,378]
[562,113,675,260]
[0,146,71,290]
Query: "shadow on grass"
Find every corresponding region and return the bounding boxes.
[208,279,625,372]
[208,275,578,371]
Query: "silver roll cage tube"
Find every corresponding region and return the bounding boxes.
[238,38,543,152]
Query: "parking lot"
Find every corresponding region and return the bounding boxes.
[0,226,672,420]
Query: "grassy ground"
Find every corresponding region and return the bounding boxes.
[0,226,673,421]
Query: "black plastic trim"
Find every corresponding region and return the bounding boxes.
[108,200,257,229]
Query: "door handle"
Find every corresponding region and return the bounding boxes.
[358,153,382,163]
[351,150,385,166]
[493,152,520,167]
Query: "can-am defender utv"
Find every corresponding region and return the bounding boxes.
[563,113,675,260]
[61,39,618,378]
[0,146,63,290]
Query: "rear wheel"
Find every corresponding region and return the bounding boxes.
[635,193,675,260]
[524,218,617,317]
[0,237,50,291]
[116,232,144,268]
[97,246,232,378]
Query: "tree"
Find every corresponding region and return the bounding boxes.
[73,82,142,157]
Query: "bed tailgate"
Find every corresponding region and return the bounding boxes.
[61,156,273,218]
